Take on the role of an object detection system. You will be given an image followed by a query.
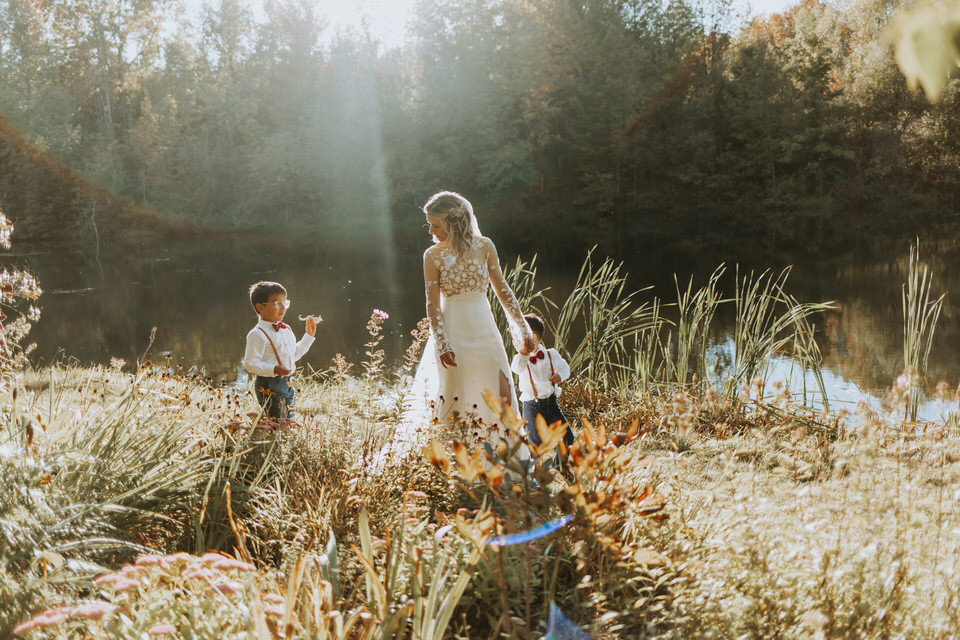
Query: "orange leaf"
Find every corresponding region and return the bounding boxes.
[452,442,485,483]
[484,464,504,491]
[422,438,450,474]
[482,389,504,417]
[581,418,597,448]
[536,415,569,454]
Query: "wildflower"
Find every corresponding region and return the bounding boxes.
[135,555,162,567]
[183,568,216,581]
[114,577,141,592]
[372,309,389,320]
[210,557,256,572]
[213,581,242,595]
[264,605,284,616]
[263,593,285,605]
[163,552,192,564]
[148,623,178,635]
[12,619,36,634]
[15,610,70,632]
[71,602,116,620]
[94,572,121,584]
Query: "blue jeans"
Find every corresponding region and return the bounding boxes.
[255,375,296,420]
[521,395,573,447]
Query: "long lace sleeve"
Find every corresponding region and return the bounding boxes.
[423,250,453,356]
[484,238,535,353]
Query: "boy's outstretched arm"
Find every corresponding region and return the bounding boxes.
[293,330,315,361]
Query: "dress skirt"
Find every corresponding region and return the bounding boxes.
[404,290,521,445]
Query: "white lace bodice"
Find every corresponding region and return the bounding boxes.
[428,243,489,297]
[422,237,534,356]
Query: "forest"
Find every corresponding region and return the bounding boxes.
[0,0,957,260]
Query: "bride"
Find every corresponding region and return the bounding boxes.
[407,191,536,446]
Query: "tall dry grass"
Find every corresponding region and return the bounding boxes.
[5,249,960,638]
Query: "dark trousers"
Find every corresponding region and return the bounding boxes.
[255,375,296,420]
[522,395,574,448]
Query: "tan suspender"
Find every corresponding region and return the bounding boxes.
[525,350,555,399]
[258,327,284,370]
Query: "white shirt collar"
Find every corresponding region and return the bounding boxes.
[257,318,286,332]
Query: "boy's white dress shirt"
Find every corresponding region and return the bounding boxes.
[243,318,315,377]
[510,347,570,402]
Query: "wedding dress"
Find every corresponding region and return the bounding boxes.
[402,236,534,448]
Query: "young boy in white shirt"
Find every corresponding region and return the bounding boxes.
[242,281,318,421]
[511,314,574,453]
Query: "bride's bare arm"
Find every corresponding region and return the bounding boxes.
[484,238,536,354]
[423,249,456,366]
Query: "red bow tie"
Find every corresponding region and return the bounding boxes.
[272,322,288,332]
[529,349,545,364]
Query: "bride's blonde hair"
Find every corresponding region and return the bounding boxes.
[423,191,481,257]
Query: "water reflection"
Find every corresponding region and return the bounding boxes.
[23,237,421,381]
[15,238,960,422]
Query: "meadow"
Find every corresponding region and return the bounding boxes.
[4,248,960,639]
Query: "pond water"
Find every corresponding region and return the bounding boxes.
[10,234,960,423]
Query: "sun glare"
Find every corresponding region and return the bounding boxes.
[319,0,415,43]
[184,0,416,46]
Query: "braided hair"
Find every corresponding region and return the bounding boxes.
[423,191,480,257]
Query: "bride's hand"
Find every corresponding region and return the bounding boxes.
[515,334,536,355]
[439,351,458,368]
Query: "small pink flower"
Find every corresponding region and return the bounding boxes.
[15,620,41,634]
[183,568,216,581]
[71,602,116,620]
[162,552,192,565]
[23,611,70,629]
[95,573,121,584]
[201,552,224,562]
[213,581,242,595]
[113,577,141,592]
[263,605,285,616]
[120,565,143,575]
[372,309,389,320]
[263,593,285,605]
[148,623,178,635]
[13,619,39,634]
[210,558,255,572]
[136,555,162,567]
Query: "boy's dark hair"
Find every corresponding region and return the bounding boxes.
[249,281,287,310]
[523,314,545,339]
